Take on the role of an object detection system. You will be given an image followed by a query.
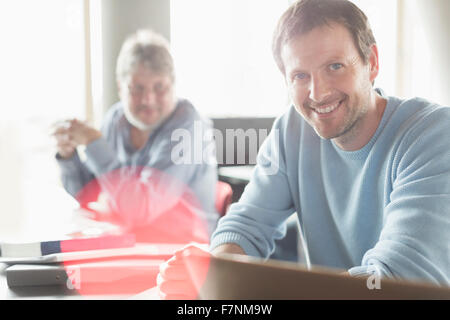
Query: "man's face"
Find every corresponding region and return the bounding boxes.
[281,22,378,143]
[121,66,175,131]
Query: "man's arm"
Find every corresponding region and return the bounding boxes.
[210,115,296,258]
[53,120,97,199]
[348,108,450,285]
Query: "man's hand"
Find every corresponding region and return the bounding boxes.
[157,245,209,300]
[211,243,246,256]
[52,119,102,159]
[52,121,77,159]
[67,119,102,146]
[157,243,246,300]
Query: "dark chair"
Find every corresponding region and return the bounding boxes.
[211,117,275,203]
[211,117,275,167]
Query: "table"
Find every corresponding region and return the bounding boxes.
[0,186,166,299]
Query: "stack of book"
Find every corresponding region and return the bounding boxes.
[0,218,197,296]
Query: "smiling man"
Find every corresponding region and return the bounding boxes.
[281,21,384,150]
[53,30,219,241]
[157,0,449,298]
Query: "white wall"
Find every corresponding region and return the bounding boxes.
[100,0,171,113]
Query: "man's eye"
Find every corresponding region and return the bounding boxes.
[154,83,164,93]
[294,73,308,80]
[129,85,144,95]
[329,63,343,71]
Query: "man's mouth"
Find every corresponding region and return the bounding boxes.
[138,106,158,115]
[310,98,345,115]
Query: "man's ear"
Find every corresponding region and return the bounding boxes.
[368,44,379,84]
[117,80,122,97]
[117,80,127,102]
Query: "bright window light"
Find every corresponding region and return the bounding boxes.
[171,0,399,117]
[350,0,398,96]
[170,0,291,117]
[0,0,85,239]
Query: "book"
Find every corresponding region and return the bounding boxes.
[0,233,136,258]
[0,243,207,264]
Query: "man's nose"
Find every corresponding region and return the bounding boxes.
[308,75,330,103]
[141,89,157,105]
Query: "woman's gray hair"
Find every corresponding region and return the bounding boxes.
[116,29,174,87]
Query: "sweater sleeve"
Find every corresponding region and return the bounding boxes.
[55,104,119,201]
[348,107,450,285]
[210,118,296,257]
[56,151,95,200]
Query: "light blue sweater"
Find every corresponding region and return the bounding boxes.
[210,93,450,285]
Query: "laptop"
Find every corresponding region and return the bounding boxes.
[182,251,450,300]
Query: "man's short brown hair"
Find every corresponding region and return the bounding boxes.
[272,0,376,75]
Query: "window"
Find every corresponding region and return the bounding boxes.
[170,0,291,117]
[0,0,86,239]
[170,0,400,117]
[350,0,398,96]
